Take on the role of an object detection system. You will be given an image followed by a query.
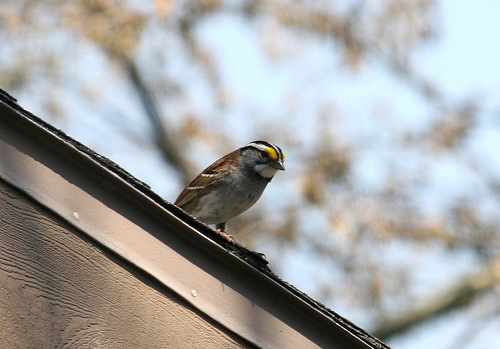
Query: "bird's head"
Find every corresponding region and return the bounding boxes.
[241,140,285,179]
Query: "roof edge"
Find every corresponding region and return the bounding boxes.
[0,88,390,349]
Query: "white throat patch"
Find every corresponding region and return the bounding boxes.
[256,164,278,178]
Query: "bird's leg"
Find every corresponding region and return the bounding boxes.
[216,222,235,243]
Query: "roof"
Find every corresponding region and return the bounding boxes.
[0,88,390,349]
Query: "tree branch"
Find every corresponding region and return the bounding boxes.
[372,261,500,340]
[123,58,194,185]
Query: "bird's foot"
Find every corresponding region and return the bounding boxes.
[217,229,236,244]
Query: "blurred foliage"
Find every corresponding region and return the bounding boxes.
[1,0,499,343]
[62,0,146,59]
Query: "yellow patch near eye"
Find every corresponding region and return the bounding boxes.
[265,147,279,160]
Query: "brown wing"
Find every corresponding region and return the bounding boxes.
[174,149,240,208]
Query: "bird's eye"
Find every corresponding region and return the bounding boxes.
[259,150,268,158]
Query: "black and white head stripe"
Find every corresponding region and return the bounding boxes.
[244,140,285,162]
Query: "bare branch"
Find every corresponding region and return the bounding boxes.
[372,261,500,340]
[123,59,194,184]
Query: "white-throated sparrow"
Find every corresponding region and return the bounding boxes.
[174,141,285,236]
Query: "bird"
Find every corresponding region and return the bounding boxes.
[174,140,285,240]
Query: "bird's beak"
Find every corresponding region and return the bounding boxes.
[273,159,285,171]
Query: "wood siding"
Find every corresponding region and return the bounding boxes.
[0,180,252,348]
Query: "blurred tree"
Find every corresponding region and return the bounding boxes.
[1,0,499,346]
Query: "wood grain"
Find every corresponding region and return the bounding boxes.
[0,180,251,348]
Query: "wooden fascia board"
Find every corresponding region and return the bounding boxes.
[0,91,389,349]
